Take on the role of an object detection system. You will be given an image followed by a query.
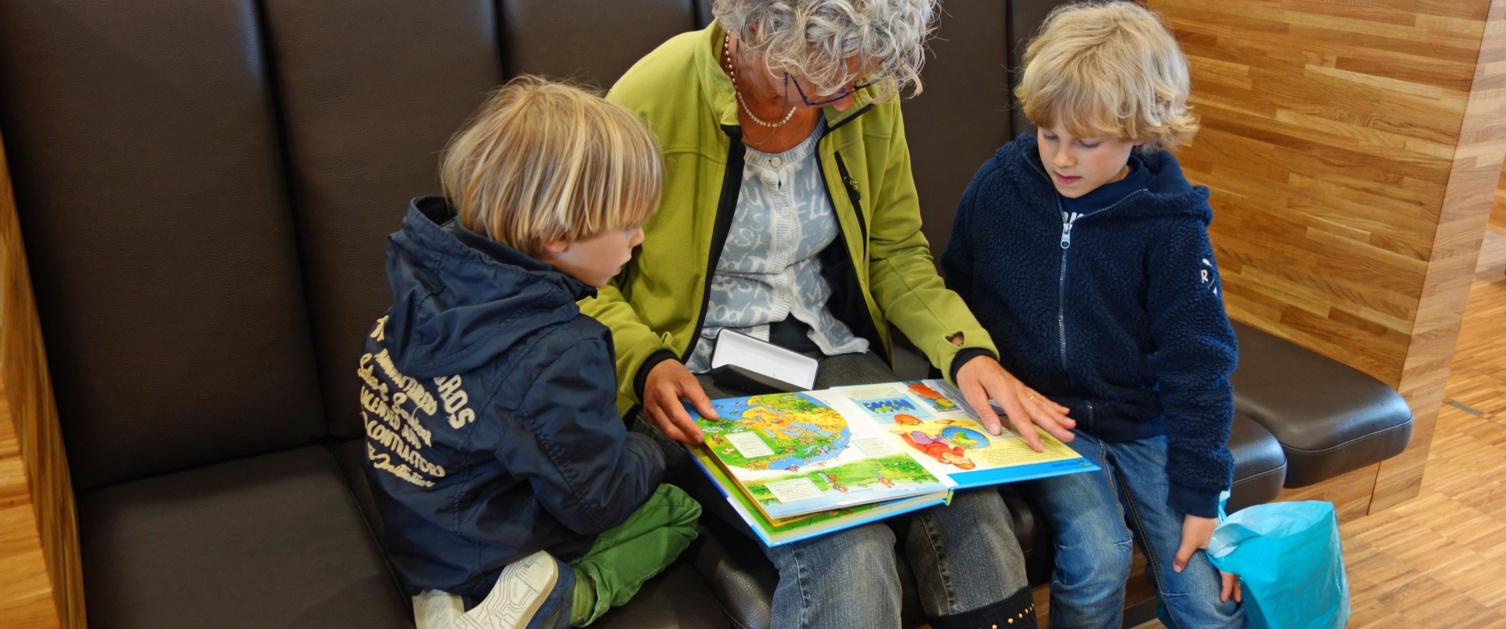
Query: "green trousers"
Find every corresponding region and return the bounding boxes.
[569,483,701,626]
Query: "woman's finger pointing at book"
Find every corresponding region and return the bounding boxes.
[954,356,1011,439]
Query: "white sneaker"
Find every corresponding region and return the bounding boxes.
[413,550,561,629]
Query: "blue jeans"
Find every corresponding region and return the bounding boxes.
[764,487,1030,628]
[1027,431,1242,629]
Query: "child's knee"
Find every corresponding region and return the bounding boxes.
[1057,537,1134,588]
[653,483,702,527]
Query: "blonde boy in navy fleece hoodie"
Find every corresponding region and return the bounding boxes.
[942,3,1243,627]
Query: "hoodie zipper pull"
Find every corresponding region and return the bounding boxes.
[1061,211,1080,249]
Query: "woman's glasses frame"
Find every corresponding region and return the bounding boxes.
[785,73,873,107]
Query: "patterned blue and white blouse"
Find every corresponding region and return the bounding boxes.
[685,121,869,373]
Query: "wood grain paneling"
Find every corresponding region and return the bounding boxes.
[1373,0,1506,512]
[1147,0,1506,516]
[0,128,83,627]
[1130,232,1506,629]
[1493,159,1506,233]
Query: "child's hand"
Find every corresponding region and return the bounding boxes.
[643,359,716,445]
[954,355,1073,451]
[1175,514,1241,603]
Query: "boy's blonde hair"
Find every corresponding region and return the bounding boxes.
[1016,1,1197,153]
[440,76,661,256]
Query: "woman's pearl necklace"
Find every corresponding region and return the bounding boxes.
[724,32,796,128]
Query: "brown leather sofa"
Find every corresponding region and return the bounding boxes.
[0,1,1410,628]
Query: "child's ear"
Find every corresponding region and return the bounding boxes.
[541,238,570,255]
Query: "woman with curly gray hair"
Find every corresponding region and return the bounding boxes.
[586,1,1071,626]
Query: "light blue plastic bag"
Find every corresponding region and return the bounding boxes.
[1207,498,1350,629]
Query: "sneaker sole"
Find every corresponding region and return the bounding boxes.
[458,550,560,629]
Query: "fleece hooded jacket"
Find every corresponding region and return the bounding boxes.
[942,135,1238,518]
[360,196,663,600]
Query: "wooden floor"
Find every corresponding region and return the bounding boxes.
[1334,229,1506,628]
[1123,228,1506,629]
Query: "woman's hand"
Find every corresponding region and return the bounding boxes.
[954,355,1074,451]
[1175,514,1241,603]
[641,359,718,445]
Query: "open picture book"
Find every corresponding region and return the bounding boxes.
[685,379,1099,546]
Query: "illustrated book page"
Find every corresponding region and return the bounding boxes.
[825,380,1098,489]
[687,447,949,547]
[694,390,954,523]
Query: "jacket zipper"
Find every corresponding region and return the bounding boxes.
[1024,156,1149,373]
[833,152,868,242]
[1059,208,1079,370]
[1021,158,1080,373]
[683,125,750,362]
[815,146,887,364]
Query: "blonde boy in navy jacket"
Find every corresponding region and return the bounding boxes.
[361,77,699,629]
[942,3,1243,627]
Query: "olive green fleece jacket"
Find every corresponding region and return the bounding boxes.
[587,22,996,417]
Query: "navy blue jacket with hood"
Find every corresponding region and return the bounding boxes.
[941,135,1237,518]
[359,196,664,600]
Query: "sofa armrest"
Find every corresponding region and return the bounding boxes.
[0,128,85,628]
[1230,321,1414,487]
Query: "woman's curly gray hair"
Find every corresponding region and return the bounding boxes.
[713,0,938,101]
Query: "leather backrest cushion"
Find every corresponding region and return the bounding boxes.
[257,0,507,439]
[501,0,698,90]
[266,0,697,439]
[695,0,715,28]
[0,0,325,489]
[0,0,1064,479]
[901,0,1014,256]
[1008,0,1064,138]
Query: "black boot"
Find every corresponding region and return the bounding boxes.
[928,587,1037,629]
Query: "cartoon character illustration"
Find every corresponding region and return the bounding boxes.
[900,431,976,470]
[873,471,894,487]
[894,413,922,425]
[822,472,848,493]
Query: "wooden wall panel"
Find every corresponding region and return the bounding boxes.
[1147,0,1506,515]
[0,128,83,627]
[1374,0,1506,511]
[1493,159,1506,233]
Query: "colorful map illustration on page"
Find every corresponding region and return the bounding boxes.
[700,392,950,521]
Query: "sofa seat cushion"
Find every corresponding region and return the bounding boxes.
[1226,410,1288,512]
[78,446,411,628]
[1231,321,1414,487]
[329,438,728,628]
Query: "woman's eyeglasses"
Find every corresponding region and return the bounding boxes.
[786,73,873,107]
